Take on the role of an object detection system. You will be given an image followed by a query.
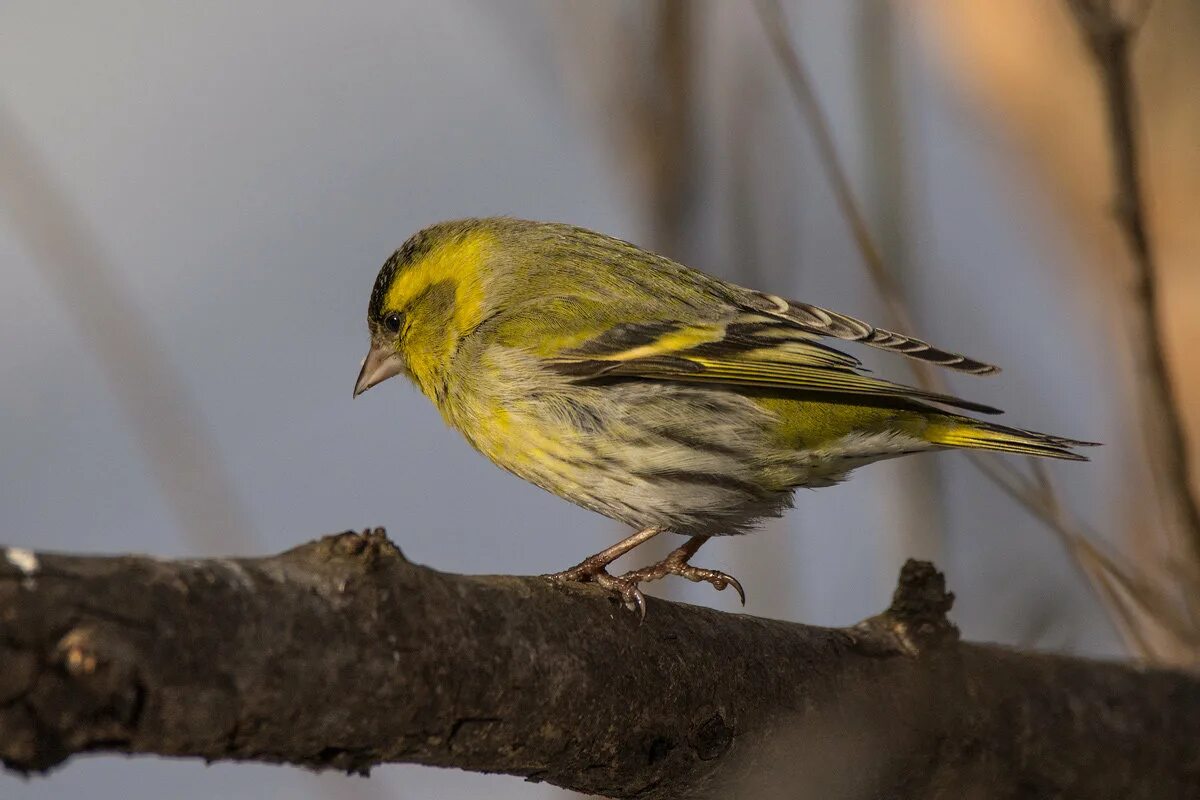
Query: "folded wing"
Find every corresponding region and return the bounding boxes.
[546,313,1003,415]
[740,292,1000,376]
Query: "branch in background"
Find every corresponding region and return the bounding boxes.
[911,0,1200,661]
[0,108,256,555]
[1064,0,1200,580]
[0,106,397,800]
[3,530,1200,799]
[752,0,935,387]
[642,0,697,257]
[550,1,697,257]
[751,0,1197,661]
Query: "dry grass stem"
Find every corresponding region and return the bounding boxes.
[753,0,1197,660]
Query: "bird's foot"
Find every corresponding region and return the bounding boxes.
[619,545,746,606]
[545,560,648,620]
[544,530,741,619]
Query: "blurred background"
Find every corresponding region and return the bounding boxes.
[2,1,1197,798]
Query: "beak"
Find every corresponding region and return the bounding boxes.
[354,344,406,397]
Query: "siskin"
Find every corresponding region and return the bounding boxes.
[355,218,1095,615]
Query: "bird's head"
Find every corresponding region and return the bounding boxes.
[355,220,503,400]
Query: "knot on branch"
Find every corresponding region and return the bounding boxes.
[851,559,959,657]
[285,528,407,570]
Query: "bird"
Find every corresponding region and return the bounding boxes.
[354,217,1095,616]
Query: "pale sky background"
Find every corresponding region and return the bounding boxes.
[1,2,1124,798]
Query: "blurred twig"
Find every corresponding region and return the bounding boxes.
[1064,0,1200,572]
[642,0,697,256]
[752,0,1199,660]
[727,64,766,287]
[550,0,697,256]
[753,0,936,389]
[0,108,256,554]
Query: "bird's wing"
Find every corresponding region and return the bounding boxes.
[544,311,1002,415]
[736,291,1000,376]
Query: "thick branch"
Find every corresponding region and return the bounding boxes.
[2,531,1198,799]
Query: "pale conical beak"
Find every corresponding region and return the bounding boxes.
[354,345,406,397]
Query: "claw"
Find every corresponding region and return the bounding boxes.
[689,566,745,605]
[721,573,747,606]
[610,579,646,621]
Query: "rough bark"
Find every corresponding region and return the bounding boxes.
[1,529,1197,799]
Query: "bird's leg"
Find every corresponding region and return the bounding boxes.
[617,535,746,605]
[545,526,666,618]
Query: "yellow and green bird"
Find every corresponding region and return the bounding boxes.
[354,217,1094,614]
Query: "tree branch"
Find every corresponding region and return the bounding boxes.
[2,530,1198,799]
[1064,0,1200,573]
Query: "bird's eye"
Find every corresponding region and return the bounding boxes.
[383,313,403,334]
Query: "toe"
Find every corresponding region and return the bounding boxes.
[545,564,600,584]
[683,567,747,605]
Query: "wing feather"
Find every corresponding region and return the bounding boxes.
[741,293,1000,376]
[546,316,1002,415]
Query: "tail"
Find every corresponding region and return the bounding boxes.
[923,416,1100,462]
